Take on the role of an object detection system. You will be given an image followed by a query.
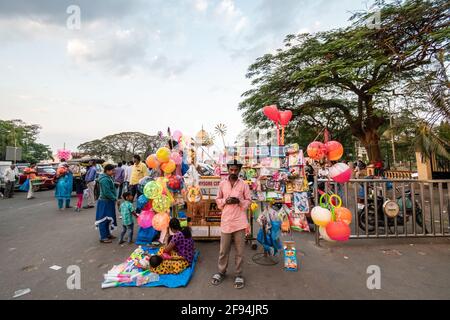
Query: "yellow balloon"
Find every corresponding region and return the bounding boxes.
[156,147,171,163]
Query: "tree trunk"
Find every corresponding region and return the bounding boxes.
[350,94,385,162]
[354,127,382,162]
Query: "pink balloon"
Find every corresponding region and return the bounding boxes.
[263,105,280,123]
[138,210,155,229]
[172,130,183,142]
[279,110,293,126]
[170,152,182,165]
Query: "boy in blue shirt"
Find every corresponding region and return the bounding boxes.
[119,192,137,244]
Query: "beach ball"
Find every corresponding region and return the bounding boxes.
[138,210,155,228]
[156,147,171,163]
[143,181,163,200]
[311,206,332,227]
[307,141,327,160]
[319,226,336,242]
[329,163,352,183]
[152,194,172,213]
[152,213,170,231]
[335,207,352,225]
[146,154,159,169]
[326,221,351,242]
[161,159,176,174]
[325,141,344,161]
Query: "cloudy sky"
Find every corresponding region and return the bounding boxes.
[0,0,372,153]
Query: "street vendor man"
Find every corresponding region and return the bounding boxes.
[211,160,251,289]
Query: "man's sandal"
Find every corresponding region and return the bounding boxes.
[234,276,245,289]
[211,273,225,286]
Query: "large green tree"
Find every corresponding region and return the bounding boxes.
[239,0,449,162]
[0,119,52,163]
[78,132,165,162]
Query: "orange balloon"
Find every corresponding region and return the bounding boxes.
[160,159,176,174]
[307,141,327,160]
[152,213,170,231]
[146,154,159,169]
[325,141,344,161]
[335,207,352,225]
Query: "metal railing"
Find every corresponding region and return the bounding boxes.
[314,178,450,245]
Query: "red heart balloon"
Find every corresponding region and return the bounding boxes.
[263,105,280,123]
[279,110,293,126]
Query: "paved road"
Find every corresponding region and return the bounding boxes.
[1,190,449,300]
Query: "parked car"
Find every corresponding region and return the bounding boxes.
[16,163,56,190]
[36,165,56,189]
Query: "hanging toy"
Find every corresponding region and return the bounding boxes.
[325,141,344,161]
[306,141,327,160]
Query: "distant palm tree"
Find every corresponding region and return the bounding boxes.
[215,123,227,148]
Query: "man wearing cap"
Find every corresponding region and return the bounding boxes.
[211,160,251,289]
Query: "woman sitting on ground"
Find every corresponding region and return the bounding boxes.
[149,218,195,275]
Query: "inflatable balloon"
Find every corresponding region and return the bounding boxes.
[170,152,182,165]
[146,154,159,169]
[152,194,172,213]
[311,206,332,227]
[335,207,352,225]
[143,201,152,211]
[152,213,170,231]
[307,141,327,160]
[263,105,280,123]
[279,110,293,126]
[319,226,336,242]
[326,221,351,242]
[138,210,155,228]
[143,181,163,200]
[172,130,183,142]
[325,141,344,161]
[136,194,149,210]
[167,175,182,192]
[329,163,352,183]
[161,159,176,174]
[156,147,171,163]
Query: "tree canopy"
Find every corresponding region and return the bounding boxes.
[78,132,166,162]
[239,0,450,162]
[0,119,52,163]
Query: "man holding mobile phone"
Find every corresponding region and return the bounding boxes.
[211,160,251,290]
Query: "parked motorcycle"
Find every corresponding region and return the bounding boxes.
[357,183,428,234]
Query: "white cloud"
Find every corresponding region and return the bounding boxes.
[193,0,208,12]
[215,0,248,33]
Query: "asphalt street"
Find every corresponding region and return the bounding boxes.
[1,190,449,300]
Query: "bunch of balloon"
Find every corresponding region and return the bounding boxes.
[311,194,352,242]
[262,105,293,146]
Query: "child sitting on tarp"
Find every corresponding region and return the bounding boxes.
[149,218,195,275]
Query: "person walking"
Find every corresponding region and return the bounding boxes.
[211,160,251,290]
[24,163,38,200]
[114,162,125,199]
[95,164,118,243]
[3,164,19,198]
[129,155,149,199]
[84,160,97,209]
[123,161,133,194]
[55,164,73,211]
